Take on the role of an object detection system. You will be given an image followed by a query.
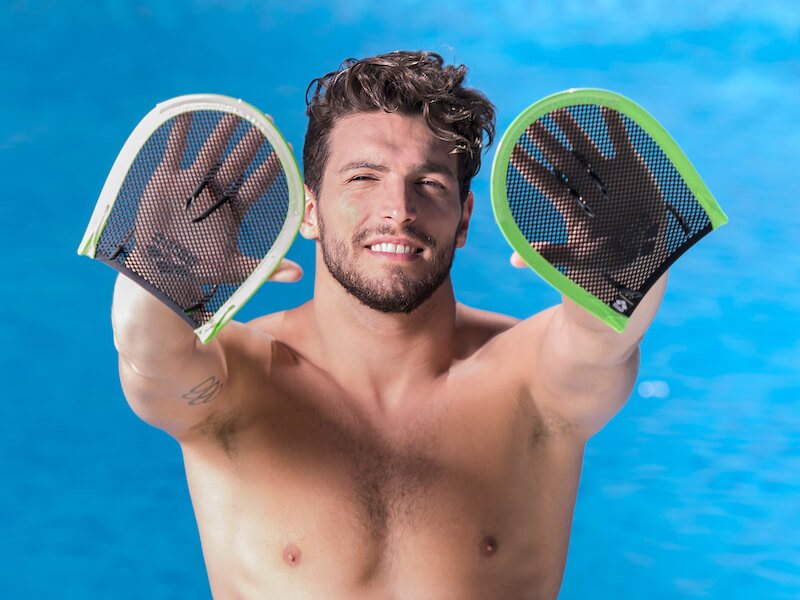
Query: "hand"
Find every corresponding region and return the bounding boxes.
[510,107,672,277]
[123,112,297,319]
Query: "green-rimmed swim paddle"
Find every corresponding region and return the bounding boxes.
[491,88,727,332]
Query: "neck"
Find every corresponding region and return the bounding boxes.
[309,264,458,408]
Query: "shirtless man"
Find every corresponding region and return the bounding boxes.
[110,51,667,599]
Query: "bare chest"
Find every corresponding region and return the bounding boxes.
[184,364,584,598]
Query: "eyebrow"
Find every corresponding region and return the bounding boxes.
[339,161,389,174]
[415,160,456,179]
[339,160,455,178]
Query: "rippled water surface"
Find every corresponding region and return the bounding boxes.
[2,1,798,598]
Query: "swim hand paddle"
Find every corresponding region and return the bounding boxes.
[491,89,727,332]
[78,94,304,343]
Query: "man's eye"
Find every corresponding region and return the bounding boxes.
[419,179,446,190]
[348,175,376,182]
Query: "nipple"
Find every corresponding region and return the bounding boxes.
[283,544,302,566]
[479,535,498,557]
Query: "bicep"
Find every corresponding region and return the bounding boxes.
[536,345,640,437]
[117,330,232,438]
[526,306,642,437]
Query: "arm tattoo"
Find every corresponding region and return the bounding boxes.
[183,376,223,405]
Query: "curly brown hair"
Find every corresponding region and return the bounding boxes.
[303,50,495,203]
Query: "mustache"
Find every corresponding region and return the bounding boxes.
[352,223,436,249]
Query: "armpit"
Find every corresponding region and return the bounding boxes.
[190,407,242,457]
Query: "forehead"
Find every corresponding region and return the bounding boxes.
[326,111,457,171]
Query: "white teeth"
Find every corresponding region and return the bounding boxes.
[369,243,416,254]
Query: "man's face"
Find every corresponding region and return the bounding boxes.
[303,111,473,313]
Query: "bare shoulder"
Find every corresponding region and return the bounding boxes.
[243,301,314,355]
[452,302,551,402]
[242,306,294,339]
[174,304,313,450]
[451,302,553,392]
[453,301,553,361]
[453,301,638,439]
[450,303,584,441]
[224,301,324,389]
[453,303,516,356]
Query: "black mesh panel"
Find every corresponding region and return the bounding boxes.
[506,104,712,316]
[95,110,291,328]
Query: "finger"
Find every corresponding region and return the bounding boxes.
[193,113,241,174]
[531,241,574,269]
[603,108,632,159]
[510,145,584,221]
[550,108,604,165]
[225,254,302,285]
[164,113,192,171]
[510,145,563,200]
[217,124,266,190]
[510,252,527,268]
[233,151,284,219]
[510,242,575,270]
[524,120,580,175]
[267,259,303,282]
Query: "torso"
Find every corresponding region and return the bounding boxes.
[179,302,587,600]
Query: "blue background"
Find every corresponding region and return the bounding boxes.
[1,1,798,598]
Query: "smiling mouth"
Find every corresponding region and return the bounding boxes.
[368,242,423,255]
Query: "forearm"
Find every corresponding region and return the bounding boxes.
[556,271,668,367]
[111,274,223,381]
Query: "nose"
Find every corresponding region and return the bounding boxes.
[379,180,417,224]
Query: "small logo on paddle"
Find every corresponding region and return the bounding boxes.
[612,298,629,313]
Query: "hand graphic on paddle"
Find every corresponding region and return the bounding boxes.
[123,112,301,321]
[509,106,675,280]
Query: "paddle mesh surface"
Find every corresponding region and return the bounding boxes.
[95,110,290,327]
[505,104,713,315]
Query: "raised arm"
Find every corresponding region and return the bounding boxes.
[505,104,676,437]
[112,256,300,438]
[112,273,228,435]
[108,112,301,438]
[532,270,666,438]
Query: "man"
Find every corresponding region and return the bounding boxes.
[111,51,667,599]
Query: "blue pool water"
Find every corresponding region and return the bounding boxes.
[2,1,799,598]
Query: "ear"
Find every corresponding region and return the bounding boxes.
[299,184,320,240]
[455,191,474,248]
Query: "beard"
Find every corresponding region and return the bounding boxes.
[318,217,457,314]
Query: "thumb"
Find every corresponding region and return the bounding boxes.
[228,255,303,284]
[267,258,303,282]
[510,252,527,268]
